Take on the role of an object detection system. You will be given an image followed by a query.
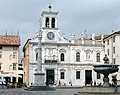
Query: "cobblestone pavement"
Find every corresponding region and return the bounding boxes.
[0,88,81,95]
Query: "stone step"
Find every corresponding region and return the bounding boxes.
[75,92,120,95]
[74,86,120,95]
[24,86,55,91]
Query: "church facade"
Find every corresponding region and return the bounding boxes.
[23,8,105,87]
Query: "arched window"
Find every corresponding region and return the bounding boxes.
[13,63,16,70]
[60,69,66,79]
[36,53,38,61]
[9,65,12,70]
[96,53,100,62]
[45,17,49,28]
[76,71,80,79]
[60,72,65,79]
[51,18,55,28]
[61,53,64,61]
[76,52,80,62]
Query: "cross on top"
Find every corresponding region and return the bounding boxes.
[48,3,52,11]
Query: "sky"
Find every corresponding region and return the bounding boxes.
[0,0,120,55]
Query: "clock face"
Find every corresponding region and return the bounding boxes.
[47,32,55,40]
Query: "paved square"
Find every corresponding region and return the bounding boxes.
[0,88,81,95]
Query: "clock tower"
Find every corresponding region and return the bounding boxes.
[40,4,59,42]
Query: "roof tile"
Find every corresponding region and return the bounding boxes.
[0,35,20,46]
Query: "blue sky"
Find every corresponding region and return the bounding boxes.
[0,0,120,54]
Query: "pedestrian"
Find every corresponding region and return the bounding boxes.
[112,75,117,86]
[94,81,96,86]
[90,81,93,86]
[69,80,72,86]
[31,82,33,86]
[58,80,61,87]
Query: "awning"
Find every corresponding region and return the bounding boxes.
[0,74,22,78]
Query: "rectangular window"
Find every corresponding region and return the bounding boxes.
[113,36,115,42]
[113,58,116,64]
[113,47,115,53]
[76,71,80,79]
[107,49,109,55]
[13,47,17,51]
[13,63,17,70]
[0,63,2,70]
[97,73,101,79]
[13,52,17,59]
[0,46,2,49]
[107,40,109,45]
[0,52,2,58]
[60,72,64,79]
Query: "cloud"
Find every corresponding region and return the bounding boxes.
[0,0,120,54]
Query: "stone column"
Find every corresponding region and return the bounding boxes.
[34,30,45,86]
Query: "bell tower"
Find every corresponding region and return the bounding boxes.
[40,4,59,30]
[40,4,59,42]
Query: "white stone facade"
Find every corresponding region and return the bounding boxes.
[23,9,106,87]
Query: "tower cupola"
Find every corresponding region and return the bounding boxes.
[40,4,59,30]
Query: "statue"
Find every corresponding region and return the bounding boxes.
[103,54,109,64]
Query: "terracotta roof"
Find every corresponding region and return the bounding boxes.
[95,36,101,40]
[0,35,20,46]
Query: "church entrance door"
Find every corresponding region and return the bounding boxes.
[46,69,54,86]
[85,70,92,86]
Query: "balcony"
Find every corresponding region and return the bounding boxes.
[44,55,58,64]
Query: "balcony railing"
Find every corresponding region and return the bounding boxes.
[44,56,58,64]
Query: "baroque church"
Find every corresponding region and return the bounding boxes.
[23,6,106,87]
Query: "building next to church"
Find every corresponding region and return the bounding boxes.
[0,35,22,84]
[22,6,112,87]
[104,31,120,84]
